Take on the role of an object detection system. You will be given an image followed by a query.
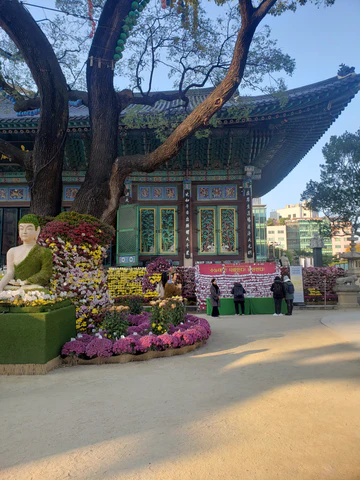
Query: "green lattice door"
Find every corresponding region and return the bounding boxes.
[116,204,138,266]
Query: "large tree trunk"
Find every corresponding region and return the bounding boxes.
[0,0,68,216]
[71,0,129,219]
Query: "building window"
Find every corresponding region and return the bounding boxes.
[198,206,237,255]
[139,207,177,255]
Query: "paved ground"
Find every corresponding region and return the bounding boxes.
[1,310,360,480]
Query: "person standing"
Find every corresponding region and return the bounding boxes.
[231,282,246,315]
[283,275,295,316]
[270,275,285,316]
[164,271,182,298]
[210,278,221,317]
[155,272,168,299]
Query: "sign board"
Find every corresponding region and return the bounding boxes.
[198,263,276,276]
[184,187,191,258]
[224,263,276,275]
[290,265,305,303]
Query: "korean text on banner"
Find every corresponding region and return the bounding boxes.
[290,266,304,303]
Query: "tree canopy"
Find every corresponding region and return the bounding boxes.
[0,0,337,223]
[301,129,360,236]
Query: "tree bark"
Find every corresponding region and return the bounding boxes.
[0,0,69,216]
[71,0,130,219]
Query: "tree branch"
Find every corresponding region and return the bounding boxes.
[0,72,24,102]
[0,46,22,61]
[254,0,279,21]
[0,139,28,166]
[113,1,268,176]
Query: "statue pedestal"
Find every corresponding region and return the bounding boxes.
[0,301,76,374]
[334,285,360,309]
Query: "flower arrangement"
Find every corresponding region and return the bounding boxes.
[38,212,114,331]
[142,257,172,294]
[107,267,146,299]
[61,313,211,359]
[101,306,130,340]
[149,296,185,334]
[0,288,64,307]
[176,267,195,300]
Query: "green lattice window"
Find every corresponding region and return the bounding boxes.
[140,208,156,254]
[140,206,177,255]
[220,208,236,253]
[198,206,237,255]
[199,208,216,254]
[160,208,176,254]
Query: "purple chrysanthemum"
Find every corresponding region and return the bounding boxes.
[85,337,113,358]
[62,340,86,357]
[113,337,140,355]
[138,335,164,352]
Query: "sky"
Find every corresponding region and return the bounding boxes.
[23,0,360,216]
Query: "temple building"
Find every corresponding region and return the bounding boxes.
[0,73,359,267]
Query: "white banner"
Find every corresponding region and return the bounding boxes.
[290,266,304,303]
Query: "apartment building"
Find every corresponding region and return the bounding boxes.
[266,225,287,250]
[276,202,318,220]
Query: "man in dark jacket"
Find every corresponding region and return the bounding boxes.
[270,276,286,316]
[231,282,246,315]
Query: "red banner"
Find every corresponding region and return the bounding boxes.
[225,263,276,275]
[224,264,251,275]
[198,263,276,276]
[198,264,223,276]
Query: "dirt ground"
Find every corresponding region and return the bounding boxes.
[1,310,360,480]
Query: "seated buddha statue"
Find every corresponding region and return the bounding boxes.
[0,214,53,292]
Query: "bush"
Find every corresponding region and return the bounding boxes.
[102,307,130,340]
[125,295,143,314]
[150,297,185,334]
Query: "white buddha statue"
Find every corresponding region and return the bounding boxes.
[0,214,53,292]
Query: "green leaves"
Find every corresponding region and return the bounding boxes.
[301,129,360,235]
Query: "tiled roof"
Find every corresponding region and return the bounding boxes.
[1,74,359,125]
[1,74,359,196]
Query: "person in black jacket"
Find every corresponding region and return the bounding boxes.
[210,278,221,317]
[231,282,246,315]
[270,276,286,316]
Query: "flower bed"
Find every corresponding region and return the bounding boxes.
[61,313,211,363]
[304,294,338,304]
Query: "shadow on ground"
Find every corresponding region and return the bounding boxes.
[0,312,359,479]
